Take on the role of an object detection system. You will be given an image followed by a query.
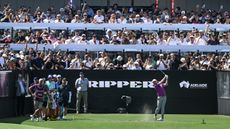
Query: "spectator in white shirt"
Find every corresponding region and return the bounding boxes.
[54,14,64,23]
[93,10,104,24]
[178,34,188,45]
[72,31,81,43]
[78,34,88,44]
[187,35,196,45]
[157,35,167,45]
[195,31,207,45]
[83,55,93,69]
[43,15,54,23]
[156,54,168,70]
[89,34,100,45]
[131,62,142,70]
[167,32,180,45]
[71,15,82,23]
[108,13,118,23]
[117,15,127,24]
[69,54,82,69]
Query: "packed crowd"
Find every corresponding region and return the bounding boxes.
[0,3,230,24]
[0,48,230,71]
[0,28,229,45]
[0,3,230,71]
[0,3,229,45]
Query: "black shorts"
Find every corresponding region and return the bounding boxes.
[59,100,68,107]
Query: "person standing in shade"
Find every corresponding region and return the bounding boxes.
[75,72,89,114]
[58,78,72,119]
[16,74,27,116]
[152,74,168,121]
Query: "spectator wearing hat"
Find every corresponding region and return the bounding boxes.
[178,57,189,70]
[75,72,89,114]
[187,35,196,45]
[77,34,88,44]
[71,15,81,23]
[56,74,62,85]
[110,34,120,44]
[105,29,113,41]
[45,75,56,91]
[29,78,47,121]
[134,14,144,23]
[131,61,142,70]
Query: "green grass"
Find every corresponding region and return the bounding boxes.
[0,114,230,129]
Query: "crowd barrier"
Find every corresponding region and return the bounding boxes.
[0,23,230,31]
[9,44,230,52]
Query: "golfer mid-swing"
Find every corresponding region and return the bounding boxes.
[152,74,168,121]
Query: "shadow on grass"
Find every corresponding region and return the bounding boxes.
[0,116,28,124]
[0,114,93,124]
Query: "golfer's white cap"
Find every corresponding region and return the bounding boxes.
[152,79,157,82]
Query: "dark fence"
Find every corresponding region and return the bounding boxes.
[0,70,217,118]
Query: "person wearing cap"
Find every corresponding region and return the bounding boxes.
[178,57,189,70]
[75,72,89,114]
[135,14,144,23]
[131,61,142,70]
[46,75,56,91]
[71,14,81,23]
[152,74,168,121]
[56,75,62,85]
[29,78,47,121]
[105,29,113,41]
[187,35,196,45]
